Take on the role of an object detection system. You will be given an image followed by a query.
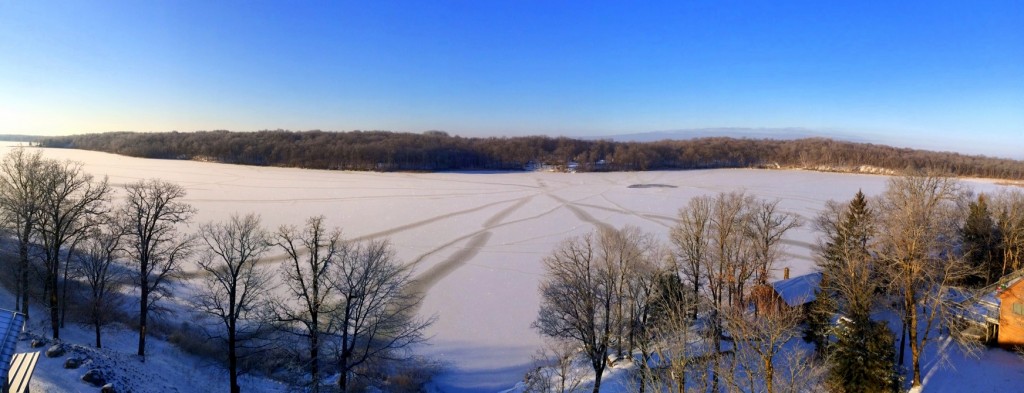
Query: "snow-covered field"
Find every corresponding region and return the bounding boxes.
[2,144,1016,392]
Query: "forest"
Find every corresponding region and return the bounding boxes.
[38,130,1024,180]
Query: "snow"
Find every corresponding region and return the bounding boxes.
[1,144,1017,392]
[772,272,823,307]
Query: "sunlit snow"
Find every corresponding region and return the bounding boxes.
[3,145,1013,392]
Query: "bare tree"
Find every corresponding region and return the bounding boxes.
[617,229,666,393]
[747,199,800,285]
[331,238,432,391]
[876,174,972,387]
[195,213,273,393]
[723,306,803,393]
[120,179,195,359]
[0,147,47,318]
[274,215,342,393]
[37,159,110,339]
[523,339,586,393]
[671,195,712,319]
[705,191,752,391]
[534,232,615,393]
[773,345,829,393]
[714,192,756,309]
[73,215,127,348]
[596,226,654,360]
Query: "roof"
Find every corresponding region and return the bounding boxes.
[1,309,26,385]
[997,276,1024,299]
[771,272,823,308]
[949,287,1000,324]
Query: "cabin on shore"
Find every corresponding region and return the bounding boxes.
[997,277,1024,346]
[953,270,1024,347]
[751,268,823,316]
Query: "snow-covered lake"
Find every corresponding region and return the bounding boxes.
[6,145,1011,392]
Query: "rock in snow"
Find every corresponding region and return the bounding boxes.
[82,369,106,387]
[63,357,83,369]
[45,344,65,358]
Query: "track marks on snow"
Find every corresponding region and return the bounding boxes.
[407,232,493,295]
[546,194,614,232]
[407,195,537,294]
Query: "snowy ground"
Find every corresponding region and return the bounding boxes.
[1,144,1015,392]
[0,278,288,392]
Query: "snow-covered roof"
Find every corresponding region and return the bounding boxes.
[771,272,822,308]
[1,309,26,384]
[949,288,1001,324]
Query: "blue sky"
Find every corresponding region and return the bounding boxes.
[1,1,1022,157]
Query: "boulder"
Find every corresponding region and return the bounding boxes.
[45,344,65,358]
[81,369,106,387]
[101,383,116,393]
[64,357,83,369]
[30,339,46,348]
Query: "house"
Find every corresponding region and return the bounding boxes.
[997,277,1024,346]
[952,271,1024,347]
[751,269,822,316]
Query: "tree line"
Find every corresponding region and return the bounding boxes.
[532,173,1024,392]
[39,130,1024,179]
[0,148,431,393]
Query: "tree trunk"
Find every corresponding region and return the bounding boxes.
[229,323,239,393]
[60,251,70,328]
[908,292,921,387]
[94,319,102,348]
[675,368,685,393]
[49,270,59,340]
[310,331,320,393]
[19,222,31,320]
[712,312,721,393]
[765,357,774,393]
[591,361,605,393]
[899,317,906,366]
[138,275,148,359]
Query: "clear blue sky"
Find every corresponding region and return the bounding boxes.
[1,1,1022,157]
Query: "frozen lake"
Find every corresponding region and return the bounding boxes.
[5,144,1010,392]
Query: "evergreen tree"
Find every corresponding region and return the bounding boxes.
[648,272,690,327]
[828,319,899,393]
[962,194,1002,285]
[815,190,899,388]
[803,287,836,353]
[815,191,875,328]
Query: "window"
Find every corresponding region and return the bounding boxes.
[1014,303,1024,316]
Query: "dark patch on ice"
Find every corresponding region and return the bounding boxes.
[627,183,677,189]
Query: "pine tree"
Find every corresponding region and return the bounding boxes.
[962,194,1002,286]
[828,319,899,393]
[804,287,836,353]
[815,191,875,327]
[815,190,899,389]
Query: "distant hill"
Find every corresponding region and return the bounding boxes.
[38,130,1024,180]
[593,127,870,144]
